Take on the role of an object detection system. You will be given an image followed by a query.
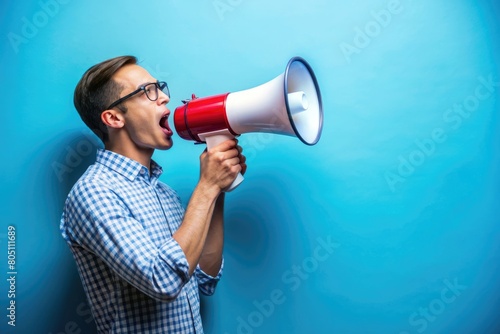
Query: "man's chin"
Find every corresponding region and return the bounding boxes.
[157,138,174,150]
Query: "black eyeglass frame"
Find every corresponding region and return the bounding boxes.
[106,81,169,110]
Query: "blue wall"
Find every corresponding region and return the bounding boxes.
[1,0,499,333]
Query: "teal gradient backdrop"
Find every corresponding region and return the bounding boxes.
[1,0,499,333]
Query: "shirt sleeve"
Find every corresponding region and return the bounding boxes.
[61,178,191,302]
[195,258,224,296]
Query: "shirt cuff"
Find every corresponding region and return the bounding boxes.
[196,257,224,296]
[158,238,191,284]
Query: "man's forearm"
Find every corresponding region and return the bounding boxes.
[198,193,225,276]
[173,183,220,276]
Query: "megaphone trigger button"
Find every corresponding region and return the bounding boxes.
[181,94,199,104]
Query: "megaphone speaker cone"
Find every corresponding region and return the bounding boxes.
[284,57,323,145]
[224,57,323,145]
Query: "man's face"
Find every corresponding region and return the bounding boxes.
[112,64,173,150]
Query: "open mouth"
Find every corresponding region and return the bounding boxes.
[159,114,173,137]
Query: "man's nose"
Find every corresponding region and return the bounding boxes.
[157,90,170,105]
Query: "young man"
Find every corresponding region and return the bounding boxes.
[60,55,246,333]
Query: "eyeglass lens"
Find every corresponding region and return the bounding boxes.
[144,82,169,101]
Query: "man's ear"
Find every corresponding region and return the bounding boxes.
[101,109,125,129]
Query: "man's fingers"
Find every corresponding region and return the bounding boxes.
[226,147,241,159]
[212,139,237,152]
[226,156,241,167]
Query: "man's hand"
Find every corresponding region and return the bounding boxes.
[199,139,247,193]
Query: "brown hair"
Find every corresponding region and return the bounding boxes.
[73,55,137,142]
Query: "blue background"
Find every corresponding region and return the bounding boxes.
[1,0,499,333]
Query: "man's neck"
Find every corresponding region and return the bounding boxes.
[105,141,154,171]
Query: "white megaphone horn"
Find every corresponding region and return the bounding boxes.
[173,56,323,191]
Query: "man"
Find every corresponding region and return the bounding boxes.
[60,55,246,333]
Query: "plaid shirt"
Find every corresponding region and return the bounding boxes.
[60,149,222,333]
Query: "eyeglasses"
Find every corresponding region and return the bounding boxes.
[106,81,170,110]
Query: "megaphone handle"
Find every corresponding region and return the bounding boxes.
[203,133,244,192]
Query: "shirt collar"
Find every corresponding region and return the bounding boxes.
[95,149,163,181]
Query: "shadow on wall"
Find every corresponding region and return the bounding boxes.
[199,166,315,332]
[38,129,102,334]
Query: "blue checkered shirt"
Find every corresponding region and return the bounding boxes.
[60,149,223,333]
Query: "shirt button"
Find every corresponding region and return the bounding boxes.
[140,169,145,175]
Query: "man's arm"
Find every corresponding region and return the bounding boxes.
[198,193,225,277]
[173,139,245,276]
[198,145,247,277]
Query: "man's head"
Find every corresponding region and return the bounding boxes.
[74,56,173,151]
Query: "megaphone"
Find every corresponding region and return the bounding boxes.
[173,56,323,191]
